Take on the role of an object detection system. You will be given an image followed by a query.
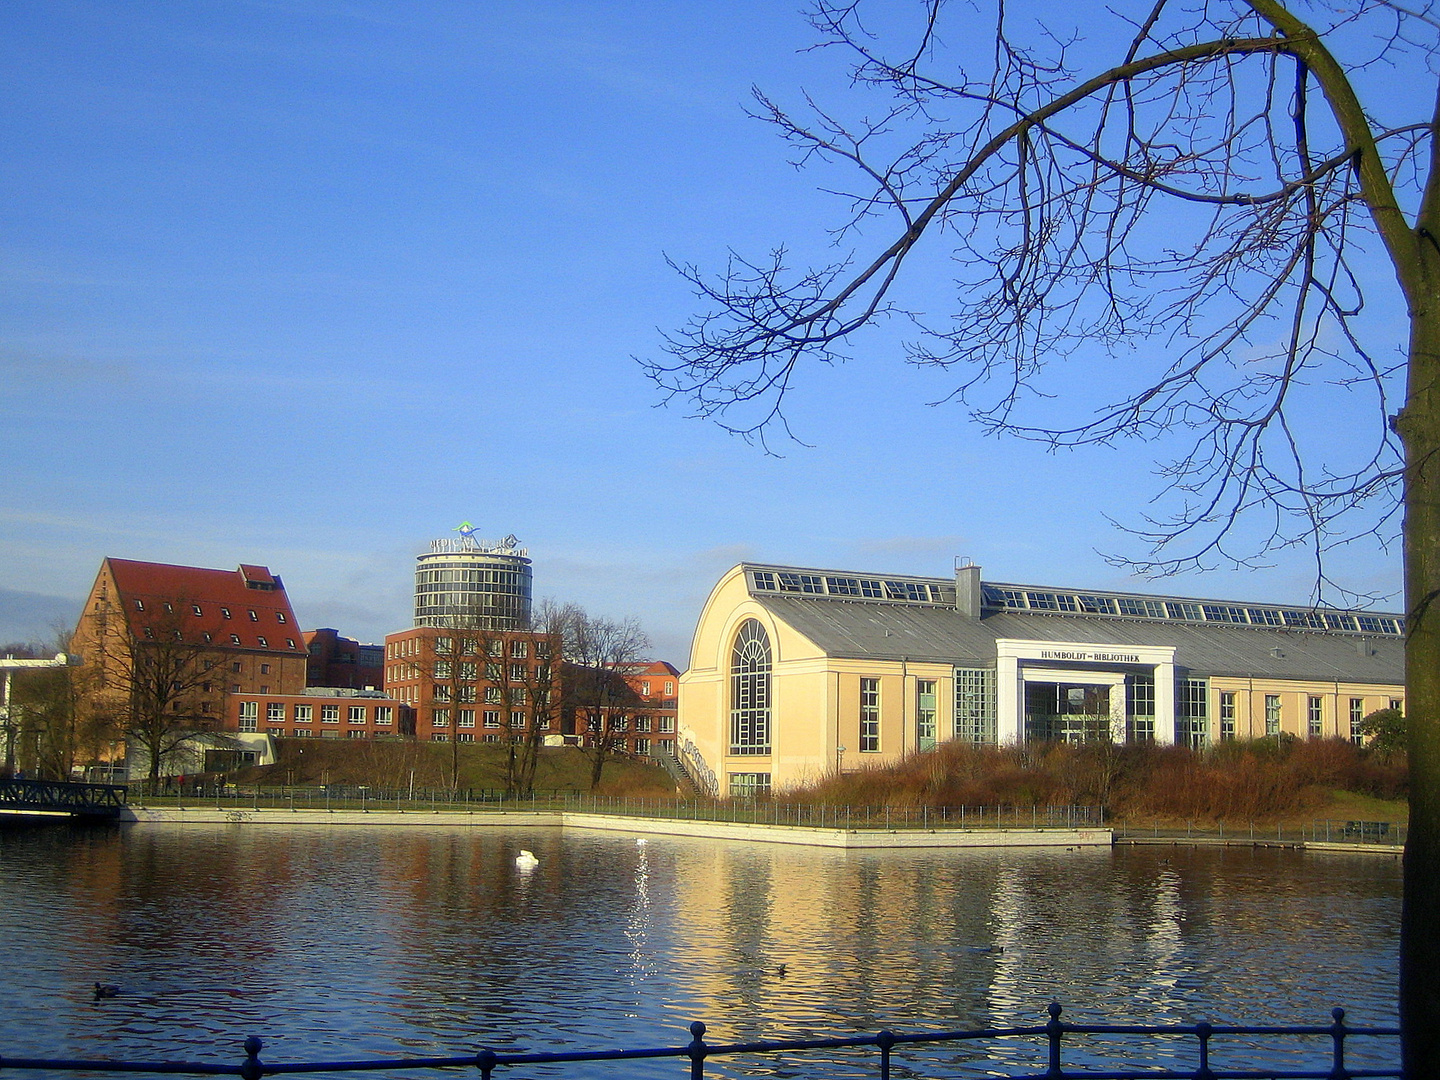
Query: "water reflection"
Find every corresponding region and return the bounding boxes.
[0,825,1399,1075]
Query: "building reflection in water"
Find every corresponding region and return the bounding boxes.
[0,824,1399,1074]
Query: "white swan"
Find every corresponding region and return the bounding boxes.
[515,849,539,869]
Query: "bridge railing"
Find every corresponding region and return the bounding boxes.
[0,777,126,817]
[0,1004,1399,1079]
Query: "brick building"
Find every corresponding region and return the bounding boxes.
[73,558,308,703]
[384,625,561,743]
[303,628,385,690]
[228,687,412,739]
[562,659,681,759]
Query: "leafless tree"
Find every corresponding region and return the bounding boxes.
[564,612,652,791]
[647,1,1440,1068]
[82,596,225,793]
[507,599,573,797]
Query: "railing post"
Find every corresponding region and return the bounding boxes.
[474,1048,497,1080]
[239,1036,263,1080]
[1195,1021,1213,1080]
[687,1021,708,1080]
[1329,1007,1349,1079]
[1046,1001,1064,1078]
[877,1029,895,1080]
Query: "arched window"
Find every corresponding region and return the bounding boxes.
[730,619,771,754]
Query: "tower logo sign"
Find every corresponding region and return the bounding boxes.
[428,524,525,556]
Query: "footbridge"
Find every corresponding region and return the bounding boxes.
[0,778,127,820]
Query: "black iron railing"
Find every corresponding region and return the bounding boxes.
[0,1004,1399,1079]
[0,777,126,818]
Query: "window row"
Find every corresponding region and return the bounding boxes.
[983,587,1403,635]
[237,701,395,732]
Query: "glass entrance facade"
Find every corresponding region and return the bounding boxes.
[1024,681,1113,743]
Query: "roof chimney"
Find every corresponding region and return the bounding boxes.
[955,559,982,618]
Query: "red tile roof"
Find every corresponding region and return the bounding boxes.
[104,558,305,655]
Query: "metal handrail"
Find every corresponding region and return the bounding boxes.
[0,1004,1399,1079]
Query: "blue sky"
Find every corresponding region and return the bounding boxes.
[0,1,1407,665]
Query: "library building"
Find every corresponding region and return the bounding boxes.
[677,563,1405,796]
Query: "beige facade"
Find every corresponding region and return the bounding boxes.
[678,564,1406,795]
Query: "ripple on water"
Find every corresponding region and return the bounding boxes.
[0,825,1399,1078]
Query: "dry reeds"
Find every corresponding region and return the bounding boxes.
[788,738,1405,823]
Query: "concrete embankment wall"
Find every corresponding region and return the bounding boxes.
[119,805,1111,849]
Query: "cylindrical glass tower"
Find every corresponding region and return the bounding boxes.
[413,533,533,629]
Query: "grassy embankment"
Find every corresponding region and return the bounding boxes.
[239,735,1406,828]
[238,739,678,797]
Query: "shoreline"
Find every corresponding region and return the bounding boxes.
[120,805,1112,848]
[112,807,1403,854]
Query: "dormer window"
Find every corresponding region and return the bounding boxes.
[248,610,259,622]
[192,604,203,616]
[276,612,287,624]
[257,636,268,648]
[230,634,242,645]
[221,607,232,619]
[134,599,145,611]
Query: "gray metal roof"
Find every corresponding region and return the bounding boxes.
[754,595,1404,683]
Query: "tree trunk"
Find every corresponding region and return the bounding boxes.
[1401,290,1440,1078]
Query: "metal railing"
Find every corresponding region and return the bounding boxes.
[0,1004,1399,1079]
[1115,819,1407,848]
[0,777,127,818]
[124,786,1103,830]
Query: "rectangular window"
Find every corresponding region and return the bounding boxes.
[1350,698,1365,745]
[510,640,528,658]
[349,705,366,724]
[510,710,526,728]
[916,679,937,749]
[459,661,477,681]
[1265,695,1282,735]
[458,709,475,728]
[238,701,258,732]
[1391,698,1404,712]
[435,636,453,654]
[372,706,392,726]
[457,732,474,742]
[728,772,771,798]
[1219,691,1236,740]
[1308,696,1323,738]
[659,717,676,733]
[483,710,501,728]
[955,668,997,743]
[860,677,881,752]
[294,704,312,723]
[636,738,650,755]
[1128,674,1155,742]
[266,702,284,723]
[322,704,339,723]
[433,708,450,727]
[433,684,451,702]
[484,686,501,704]
[260,663,270,675]
[294,727,311,738]
[509,663,526,682]
[1178,679,1208,748]
[434,660,451,679]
